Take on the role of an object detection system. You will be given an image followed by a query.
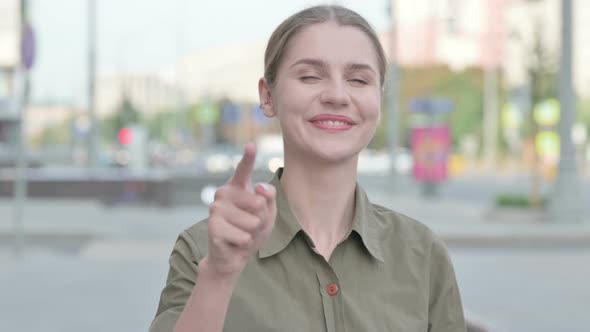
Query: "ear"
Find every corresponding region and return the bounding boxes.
[258,77,276,117]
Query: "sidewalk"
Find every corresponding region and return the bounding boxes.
[1,184,589,254]
[373,192,590,247]
[0,199,203,257]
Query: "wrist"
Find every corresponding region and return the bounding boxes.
[198,256,242,286]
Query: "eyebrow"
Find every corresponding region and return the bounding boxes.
[289,58,377,74]
[289,58,327,70]
[345,63,377,75]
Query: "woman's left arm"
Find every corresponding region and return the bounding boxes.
[427,235,468,332]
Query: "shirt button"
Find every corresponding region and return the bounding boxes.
[326,283,339,296]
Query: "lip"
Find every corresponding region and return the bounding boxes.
[309,114,355,133]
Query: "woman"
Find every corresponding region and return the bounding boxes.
[150,5,467,332]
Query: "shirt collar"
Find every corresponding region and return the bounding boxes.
[258,168,384,263]
[350,181,385,262]
[258,168,303,259]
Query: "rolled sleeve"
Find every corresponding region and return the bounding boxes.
[149,230,203,332]
[427,235,467,332]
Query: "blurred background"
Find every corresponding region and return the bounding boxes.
[1,0,589,331]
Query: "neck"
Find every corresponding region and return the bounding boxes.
[279,151,358,252]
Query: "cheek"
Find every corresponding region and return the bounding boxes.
[275,84,314,117]
[360,92,382,122]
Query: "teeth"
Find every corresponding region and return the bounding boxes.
[317,120,347,126]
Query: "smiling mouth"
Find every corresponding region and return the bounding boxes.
[308,114,356,132]
[312,120,351,127]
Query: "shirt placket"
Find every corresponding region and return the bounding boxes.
[314,257,344,332]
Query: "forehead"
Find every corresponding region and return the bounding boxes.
[280,21,379,71]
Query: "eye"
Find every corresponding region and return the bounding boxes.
[349,78,368,86]
[300,76,321,83]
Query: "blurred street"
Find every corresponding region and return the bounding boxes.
[2,0,590,331]
[1,173,590,332]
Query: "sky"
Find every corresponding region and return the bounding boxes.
[28,0,391,107]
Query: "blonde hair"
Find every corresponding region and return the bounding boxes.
[264,5,387,88]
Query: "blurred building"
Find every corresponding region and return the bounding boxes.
[383,0,507,70]
[383,0,590,96]
[24,104,81,139]
[95,73,181,116]
[172,41,266,104]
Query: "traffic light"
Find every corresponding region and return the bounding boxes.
[118,127,133,146]
[116,125,147,172]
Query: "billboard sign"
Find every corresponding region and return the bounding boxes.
[411,125,451,183]
[409,98,454,113]
[22,22,35,70]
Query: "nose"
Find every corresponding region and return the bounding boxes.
[319,80,349,107]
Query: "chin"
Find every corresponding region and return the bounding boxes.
[308,142,365,165]
[284,131,372,165]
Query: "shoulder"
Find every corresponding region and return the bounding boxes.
[369,203,447,257]
[177,217,210,261]
[370,203,439,243]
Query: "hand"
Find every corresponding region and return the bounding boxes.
[202,143,277,280]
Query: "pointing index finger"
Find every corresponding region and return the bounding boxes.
[230,143,256,189]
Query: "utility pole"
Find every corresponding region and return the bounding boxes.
[87,0,98,168]
[175,0,187,147]
[387,0,400,178]
[483,0,502,170]
[548,0,584,223]
[13,0,33,258]
[483,67,499,169]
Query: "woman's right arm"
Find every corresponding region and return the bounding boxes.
[172,257,242,332]
[151,144,277,332]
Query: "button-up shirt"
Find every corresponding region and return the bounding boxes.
[149,168,467,332]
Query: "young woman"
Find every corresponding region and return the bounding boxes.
[150,5,467,332]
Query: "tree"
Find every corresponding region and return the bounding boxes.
[100,95,142,146]
[524,18,558,208]
[370,65,486,153]
[145,109,179,142]
[578,98,590,129]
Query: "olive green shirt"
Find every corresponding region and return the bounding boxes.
[150,168,467,332]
